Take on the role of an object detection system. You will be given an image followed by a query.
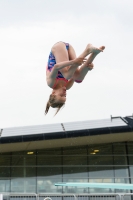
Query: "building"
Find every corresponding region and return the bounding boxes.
[0,116,133,194]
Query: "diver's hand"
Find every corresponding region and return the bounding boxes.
[72,57,87,66]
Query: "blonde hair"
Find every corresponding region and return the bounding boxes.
[45,94,65,115]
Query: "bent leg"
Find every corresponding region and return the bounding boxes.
[52,42,83,79]
[68,44,77,60]
[61,44,105,79]
[52,42,69,63]
[60,44,79,79]
[73,46,105,82]
[78,44,105,58]
[52,42,105,80]
[52,42,78,78]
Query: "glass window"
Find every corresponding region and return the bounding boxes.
[115,178,130,193]
[0,179,10,192]
[114,156,127,165]
[0,155,11,166]
[89,166,114,178]
[63,146,87,178]
[131,178,133,183]
[24,155,36,165]
[11,167,24,177]
[129,166,133,177]
[11,167,36,178]
[37,155,61,165]
[89,155,113,165]
[12,154,36,166]
[63,167,88,178]
[0,142,132,194]
[115,177,129,183]
[37,148,62,166]
[63,146,87,155]
[11,177,36,193]
[127,155,133,178]
[37,148,61,155]
[129,178,133,194]
[0,167,10,177]
[89,178,114,193]
[63,155,87,165]
[12,151,24,155]
[37,167,62,177]
[127,142,133,154]
[128,156,133,165]
[114,166,129,177]
[11,155,24,166]
[113,143,126,154]
[25,167,36,177]
[37,177,62,193]
[25,178,36,193]
[88,144,112,155]
[63,146,88,179]
[11,178,24,192]
[63,178,89,193]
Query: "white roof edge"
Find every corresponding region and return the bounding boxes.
[1,117,127,129]
[0,117,128,138]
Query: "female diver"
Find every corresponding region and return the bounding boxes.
[45,42,105,115]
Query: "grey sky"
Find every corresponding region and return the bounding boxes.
[0,0,133,128]
[0,0,133,27]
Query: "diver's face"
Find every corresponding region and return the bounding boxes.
[52,86,67,103]
[55,95,66,103]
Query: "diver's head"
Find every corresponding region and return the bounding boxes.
[45,87,66,115]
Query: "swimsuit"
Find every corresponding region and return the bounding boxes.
[47,42,69,79]
[47,42,82,87]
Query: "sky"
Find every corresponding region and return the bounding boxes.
[0,0,133,128]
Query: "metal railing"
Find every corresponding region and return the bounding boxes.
[1,193,133,200]
[38,193,122,200]
[38,194,77,200]
[122,193,133,200]
[1,193,37,200]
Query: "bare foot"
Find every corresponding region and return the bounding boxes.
[88,63,94,70]
[99,46,105,51]
[86,44,105,54]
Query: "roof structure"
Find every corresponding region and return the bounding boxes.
[0,116,133,152]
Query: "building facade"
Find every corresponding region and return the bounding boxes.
[0,116,133,194]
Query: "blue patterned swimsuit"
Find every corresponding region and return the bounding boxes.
[47,42,69,79]
[46,42,82,87]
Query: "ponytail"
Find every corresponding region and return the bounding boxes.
[45,102,50,115]
[45,94,65,115]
